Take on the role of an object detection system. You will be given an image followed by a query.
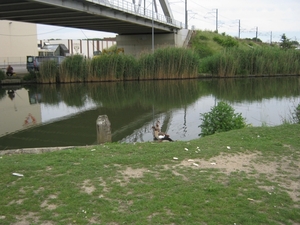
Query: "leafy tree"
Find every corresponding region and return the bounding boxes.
[199,101,246,137]
[279,33,294,49]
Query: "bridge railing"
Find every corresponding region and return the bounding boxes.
[86,0,184,28]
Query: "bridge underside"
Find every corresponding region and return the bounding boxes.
[0,0,180,35]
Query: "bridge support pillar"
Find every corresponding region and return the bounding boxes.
[116,29,189,57]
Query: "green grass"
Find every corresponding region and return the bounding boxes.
[0,124,299,224]
[191,30,300,77]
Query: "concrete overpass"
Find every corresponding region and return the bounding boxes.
[0,0,191,56]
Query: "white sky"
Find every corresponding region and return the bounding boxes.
[37,0,300,43]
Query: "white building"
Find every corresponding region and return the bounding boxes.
[0,20,38,66]
[0,20,117,67]
[39,38,116,58]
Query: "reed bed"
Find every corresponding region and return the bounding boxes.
[200,47,300,76]
[138,47,199,80]
[37,60,59,83]
[90,54,138,81]
[59,55,88,83]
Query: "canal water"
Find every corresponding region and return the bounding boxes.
[0,76,299,150]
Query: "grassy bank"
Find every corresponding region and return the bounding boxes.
[191,30,300,77]
[1,124,299,224]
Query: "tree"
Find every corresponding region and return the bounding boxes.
[279,33,294,49]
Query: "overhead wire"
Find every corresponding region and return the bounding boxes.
[0,26,66,37]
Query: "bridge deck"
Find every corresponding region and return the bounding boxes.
[0,0,183,35]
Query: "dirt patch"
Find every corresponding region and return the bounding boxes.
[178,152,258,174]
[81,179,96,195]
[171,152,300,202]
[119,167,148,185]
[40,194,58,210]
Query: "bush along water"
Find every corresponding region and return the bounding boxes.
[199,101,247,137]
[0,69,5,81]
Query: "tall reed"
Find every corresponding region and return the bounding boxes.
[138,47,199,80]
[59,54,88,83]
[201,47,300,77]
[90,54,118,81]
[37,60,59,83]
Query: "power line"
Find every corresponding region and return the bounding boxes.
[0,26,66,37]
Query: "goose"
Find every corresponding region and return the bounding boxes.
[152,121,173,142]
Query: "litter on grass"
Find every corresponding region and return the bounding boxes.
[12,173,24,177]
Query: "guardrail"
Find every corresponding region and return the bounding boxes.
[86,0,184,28]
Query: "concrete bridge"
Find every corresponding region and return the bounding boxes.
[0,0,192,56]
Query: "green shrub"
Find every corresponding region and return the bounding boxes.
[22,71,37,81]
[213,36,238,48]
[199,101,246,137]
[198,35,209,41]
[293,104,300,124]
[0,69,5,81]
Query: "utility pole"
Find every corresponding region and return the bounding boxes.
[215,9,218,33]
[185,0,188,29]
[255,27,258,42]
[270,31,272,44]
[238,20,240,38]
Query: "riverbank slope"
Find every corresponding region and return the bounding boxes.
[1,123,299,224]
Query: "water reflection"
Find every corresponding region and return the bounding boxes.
[0,77,299,150]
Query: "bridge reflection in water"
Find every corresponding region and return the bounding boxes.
[0,77,299,150]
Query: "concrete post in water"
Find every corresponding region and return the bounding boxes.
[96,115,111,144]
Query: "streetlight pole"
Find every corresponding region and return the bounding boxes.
[152,0,154,53]
[215,8,218,33]
[185,0,188,29]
